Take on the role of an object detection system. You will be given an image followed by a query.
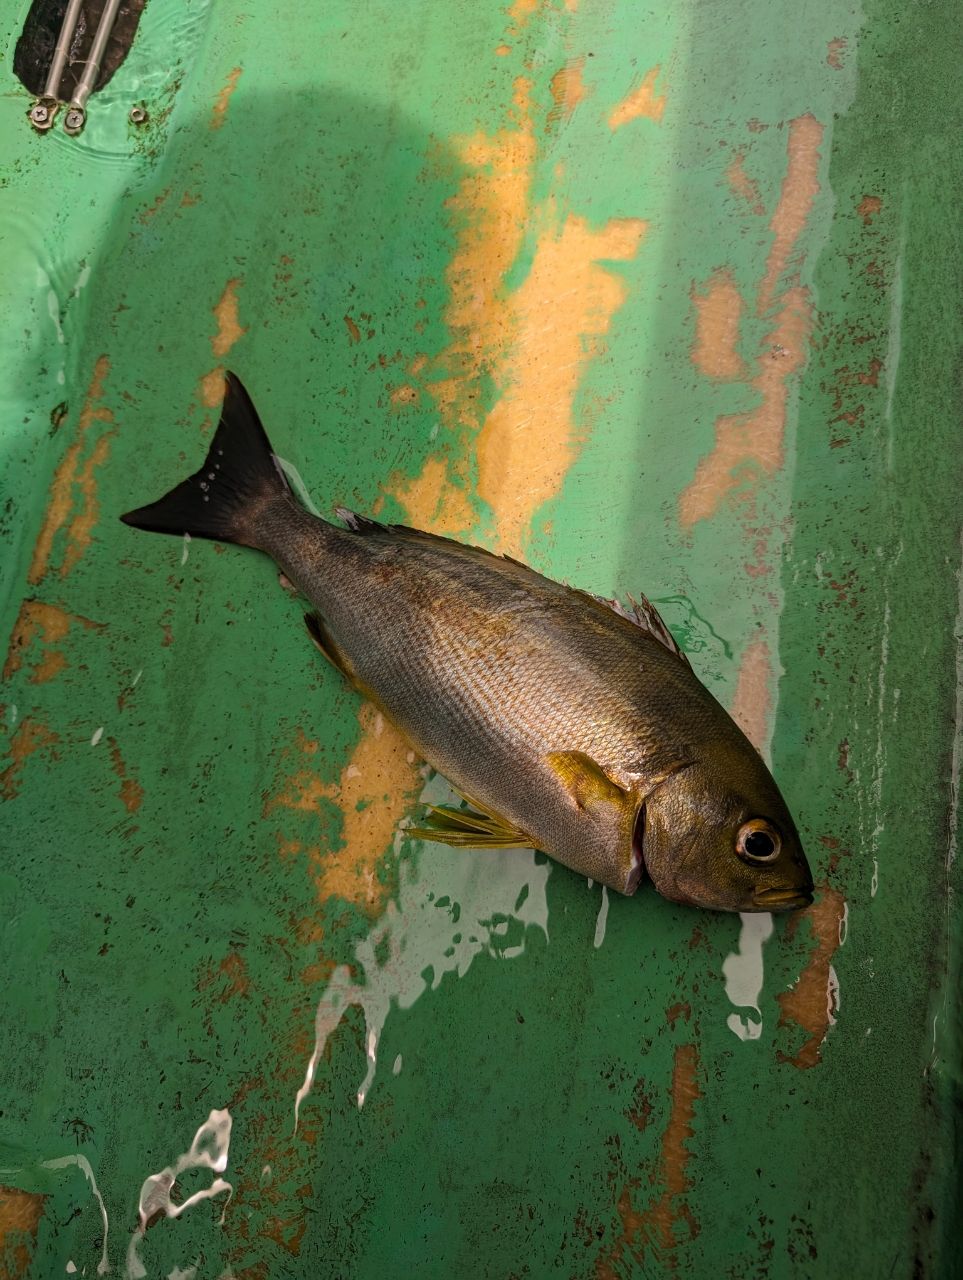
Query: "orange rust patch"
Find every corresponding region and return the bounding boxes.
[200,369,225,409]
[28,357,114,585]
[3,600,103,684]
[138,187,172,223]
[393,67,643,552]
[680,286,811,526]
[389,383,419,407]
[0,1186,45,1278]
[212,279,247,358]
[726,151,765,216]
[857,194,883,225]
[390,455,475,535]
[777,886,846,1068]
[680,115,823,527]
[477,214,646,558]
[386,76,537,530]
[61,432,113,577]
[211,67,242,129]
[507,0,540,31]
[495,43,512,56]
[690,269,746,380]
[548,58,587,129]
[108,738,144,813]
[758,114,823,314]
[198,280,246,408]
[826,37,848,69]
[268,708,422,915]
[1,718,59,800]
[198,949,251,1003]
[729,636,772,751]
[608,66,666,129]
[597,1043,701,1277]
[344,314,362,344]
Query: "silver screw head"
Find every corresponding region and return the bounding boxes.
[64,107,85,133]
[30,103,49,125]
[129,105,148,124]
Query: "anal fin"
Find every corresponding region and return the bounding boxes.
[305,613,361,690]
[408,800,533,850]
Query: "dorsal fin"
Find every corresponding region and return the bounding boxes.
[587,591,691,667]
[334,507,532,570]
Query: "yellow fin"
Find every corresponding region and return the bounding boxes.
[408,803,534,849]
[545,750,629,811]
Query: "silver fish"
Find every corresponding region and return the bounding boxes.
[122,374,813,913]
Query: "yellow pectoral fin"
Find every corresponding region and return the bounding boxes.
[545,750,629,812]
[408,803,535,850]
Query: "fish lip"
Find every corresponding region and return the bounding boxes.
[752,886,814,911]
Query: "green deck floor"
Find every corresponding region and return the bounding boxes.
[1,0,960,1275]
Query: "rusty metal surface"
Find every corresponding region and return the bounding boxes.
[1,0,960,1275]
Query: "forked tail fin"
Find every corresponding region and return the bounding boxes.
[120,372,292,548]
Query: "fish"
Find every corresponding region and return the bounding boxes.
[120,373,814,913]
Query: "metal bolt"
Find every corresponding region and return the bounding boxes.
[129,105,148,125]
[64,106,86,134]
[28,98,58,131]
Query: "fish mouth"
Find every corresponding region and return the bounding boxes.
[752,886,814,911]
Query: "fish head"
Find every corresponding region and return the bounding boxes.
[637,749,813,913]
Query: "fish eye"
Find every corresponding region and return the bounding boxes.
[736,819,781,863]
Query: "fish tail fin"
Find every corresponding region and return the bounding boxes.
[120,372,292,548]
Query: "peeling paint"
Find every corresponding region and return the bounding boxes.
[108,737,145,813]
[390,69,644,555]
[3,600,103,684]
[690,268,746,380]
[826,37,848,69]
[387,76,537,532]
[199,280,247,409]
[210,67,242,130]
[211,279,248,358]
[758,115,823,314]
[389,455,475,535]
[0,1186,45,1279]
[548,58,588,130]
[27,357,114,584]
[680,115,823,526]
[267,708,423,915]
[597,1044,701,1276]
[477,213,646,557]
[729,635,773,752]
[857,194,883,225]
[1,717,60,800]
[608,66,666,129]
[726,151,766,216]
[777,887,847,1068]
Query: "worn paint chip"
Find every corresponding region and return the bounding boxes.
[680,115,824,527]
[777,886,847,1068]
[548,58,588,130]
[3,599,104,684]
[108,737,144,813]
[27,356,114,585]
[597,1043,701,1275]
[267,708,423,915]
[608,66,666,129]
[211,66,242,129]
[1,717,60,800]
[477,212,646,557]
[0,1186,45,1278]
[690,268,746,381]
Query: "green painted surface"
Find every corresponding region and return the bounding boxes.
[1,0,960,1276]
